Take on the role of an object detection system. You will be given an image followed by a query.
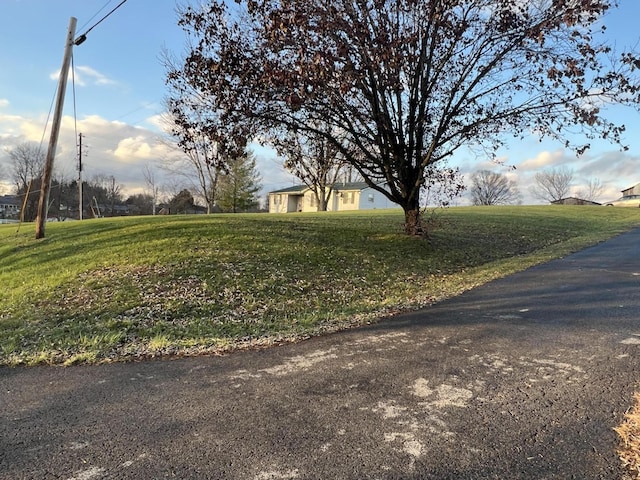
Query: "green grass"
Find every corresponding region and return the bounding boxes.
[2,206,640,366]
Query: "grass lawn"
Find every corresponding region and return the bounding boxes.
[2,205,640,366]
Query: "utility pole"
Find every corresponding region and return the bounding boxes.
[78,132,83,220]
[35,17,77,239]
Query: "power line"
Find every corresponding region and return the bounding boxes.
[74,0,129,46]
[77,0,116,32]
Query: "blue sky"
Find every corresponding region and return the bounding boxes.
[0,0,639,205]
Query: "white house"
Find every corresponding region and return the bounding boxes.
[620,182,640,197]
[604,181,640,207]
[0,195,21,219]
[268,182,400,213]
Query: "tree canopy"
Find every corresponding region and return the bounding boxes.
[167,0,640,234]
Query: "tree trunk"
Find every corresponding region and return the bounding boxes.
[403,205,424,236]
[318,194,327,211]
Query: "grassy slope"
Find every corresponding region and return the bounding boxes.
[1,206,640,366]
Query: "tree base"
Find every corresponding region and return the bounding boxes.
[404,208,427,237]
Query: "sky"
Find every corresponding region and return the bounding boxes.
[0,0,639,206]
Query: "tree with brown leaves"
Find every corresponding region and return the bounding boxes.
[167,0,640,235]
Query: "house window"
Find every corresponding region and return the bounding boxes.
[368,194,374,203]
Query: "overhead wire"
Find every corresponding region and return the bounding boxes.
[74,0,129,45]
[77,0,118,33]
[71,53,79,165]
[38,83,58,159]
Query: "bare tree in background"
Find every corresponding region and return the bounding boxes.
[142,163,160,215]
[8,142,45,221]
[89,174,122,216]
[8,142,45,193]
[530,167,574,203]
[160,111,224,214]
[275,124,348,211]
[576,177,605,202]
[470,170,520,206]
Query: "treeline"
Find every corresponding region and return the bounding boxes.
[14,176,264,222]
[15,175,151,221]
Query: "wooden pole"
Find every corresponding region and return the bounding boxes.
[35,17,77,239]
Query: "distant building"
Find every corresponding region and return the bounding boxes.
[268,182,400,213]
[621,182,640,197]
[604,182,640,207]
[551,197,601,206]
[0,195,21,218]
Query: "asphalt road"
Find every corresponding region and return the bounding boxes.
[2,229,640,480]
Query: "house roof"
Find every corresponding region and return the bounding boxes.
[551,197,601,205]
[0,195,21,206]
[269,185,309,195]
[621,182,640,193]
[268,182,372,195]
[331,182,370,191]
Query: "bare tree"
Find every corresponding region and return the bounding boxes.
[275,123,348,211]
[530,167,574,203]
[167,0,640,235]
[142,163,160,215]
[470,170,520,206]
[106,175,122,216]
[160,111,224,214]
[8,142,44,193]
[576,177,605,202]
[88,174,122,216]
[7,142,45,221]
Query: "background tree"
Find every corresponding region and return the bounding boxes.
[530,167,574,203]
[142,163,160,215]
[49,172,78,221]
[576,177,605,202]
[161,100,228,214]
[169,188,196,214]
[8,142,45,221]
[167,0,640,235]
[217,152,262,213]
[470,170,521,206]
[85,175,123,217]
[276,125,348,211]
[8,142,44,193]
[125,193,154,215]
[105,175,122,216]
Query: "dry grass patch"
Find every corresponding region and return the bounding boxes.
[616,392,640,479]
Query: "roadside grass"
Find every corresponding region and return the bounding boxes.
[616,393,640,478]
[1,205,640,366]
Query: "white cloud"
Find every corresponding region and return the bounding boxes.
[49,65,117,87]
[0,99,9,108]
[517,150,566,171]
[144,114,169,132]
[112,136,162,161]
